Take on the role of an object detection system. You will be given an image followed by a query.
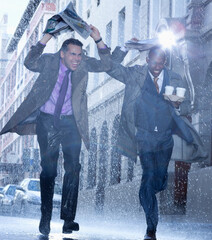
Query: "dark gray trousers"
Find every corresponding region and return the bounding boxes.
[36,112,81,221]
[139,147,173,233]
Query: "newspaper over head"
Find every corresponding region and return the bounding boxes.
[43,1,92,39]
[125,38,160,51]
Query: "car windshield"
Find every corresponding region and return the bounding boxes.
[7,186,16,196]
[28,180,40,191]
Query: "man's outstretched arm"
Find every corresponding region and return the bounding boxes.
[90,24,106,49]
[86,25,112,72]
[24,33,52,72]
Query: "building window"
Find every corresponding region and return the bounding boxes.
[118,7,125,46]
[87,0,91,7]
[72,0,76,9]
[1,83,5,106]
[110,115,121,185]
[87,9,90,18]
[169,0,172,17]
[104,21,112,81]
[45,0,57,2]
[29,136,34,147]
[11,65,16,91]
[17,138,20,155]
[61,1,65,10]
[106,21,112,47]
[87,128,97,189]
[34,26,39,44]
[133,0,141,39]
[20,52,24,80]
[161,0,171,18]
[93,46,99,87]
[172,0,187,17]
[87,0,91,18]
[147,0,150,38]
[85,44,90,56]
[149,0,160,37]
[78,0,83,16]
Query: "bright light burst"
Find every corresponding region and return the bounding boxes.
[158,31,176,49]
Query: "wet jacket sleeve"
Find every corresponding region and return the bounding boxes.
[85,46,112,72]
[106,46,136,84]
[111,46,128,63]
[24,42,47,73]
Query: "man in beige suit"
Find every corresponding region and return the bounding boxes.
[0,26,111,236]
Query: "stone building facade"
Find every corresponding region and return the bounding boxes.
[0,0,57,185]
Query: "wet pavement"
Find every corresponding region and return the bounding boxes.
[0,215,212,240]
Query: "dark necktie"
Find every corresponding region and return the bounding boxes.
[54,69,71,129]
[154,77,159,93]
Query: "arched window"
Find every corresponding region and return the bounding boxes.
[110,115,121,185]
[87,128,97,189]
[96,121,108,211]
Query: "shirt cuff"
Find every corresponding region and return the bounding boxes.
[98,44,107,49]
[120,46,128,52]
[39,41,46,46]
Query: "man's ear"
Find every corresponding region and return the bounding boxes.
[60,50,64,59]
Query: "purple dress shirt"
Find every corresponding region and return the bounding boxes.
[40,60,72,116]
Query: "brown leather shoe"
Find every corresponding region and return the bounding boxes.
[144,231,157,240]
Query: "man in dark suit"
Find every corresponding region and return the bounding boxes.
[0,26,111,236]
[134,47,189,240]
[108,46,207,240]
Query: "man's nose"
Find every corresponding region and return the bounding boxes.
[75,55,81,61]
[155,64,161,70]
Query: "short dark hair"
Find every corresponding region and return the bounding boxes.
[60,38,83,52]
[148,46,166,60]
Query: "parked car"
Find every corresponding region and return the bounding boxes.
[0,184,20,215]
[12,178,61,216]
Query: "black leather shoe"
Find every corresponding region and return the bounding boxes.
[144,231,157,240]
[62,221,79,234]
[39,216,50,236]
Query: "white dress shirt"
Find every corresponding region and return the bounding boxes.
[148,70,164,93]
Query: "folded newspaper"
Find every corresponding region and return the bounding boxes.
[43,1,92,39]
[125,38,160,51]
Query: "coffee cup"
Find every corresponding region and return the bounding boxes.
[176,87,186,98]
[165,85,174,95]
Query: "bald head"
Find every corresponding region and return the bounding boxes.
[148,47,166,60]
